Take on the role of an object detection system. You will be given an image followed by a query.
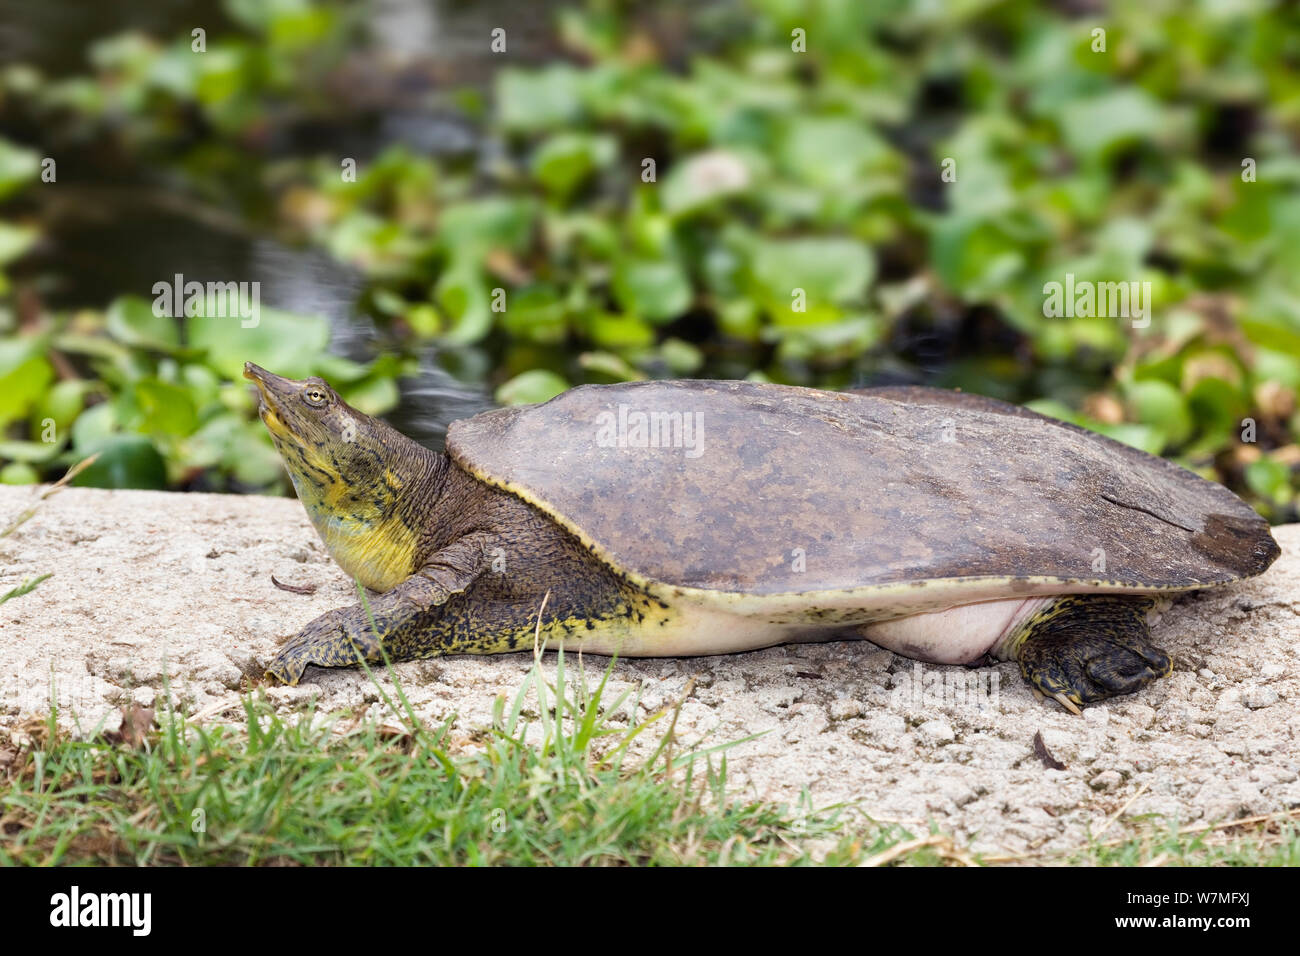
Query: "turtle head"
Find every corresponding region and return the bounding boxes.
[243,362,381,486]
[244,362,435,590]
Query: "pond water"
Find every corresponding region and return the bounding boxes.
[2,0,1093,449]
[1,0,568,446]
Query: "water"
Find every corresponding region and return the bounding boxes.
[0,0,567,446]
[2,0,1077,448]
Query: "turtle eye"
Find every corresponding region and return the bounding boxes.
[303,386,329,408]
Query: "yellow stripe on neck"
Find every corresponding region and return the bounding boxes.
[309,505,419,593]
[289,470,418,592]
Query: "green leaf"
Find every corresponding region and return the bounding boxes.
[930,217,1024,298]
[531,133,617,200]
[585,312,655,349]
[662,150,755,216]
[435,265,493,345]
[338,375,399,416]
[312,354,369,383]
[266,7,335,51]
[769,315,880,362]
[0,339,53,426]
[1245,457,1293,505]
[403,304,443,338]
[107,295,181,352]
[577,351,645,381]
[495,370,569,406]
[189,306,330,381]
[612,258,693,324]
[749,237,875,309]
[71,403,117,451]
[1124,379,1192,447]
[501,285,567,344]
[659,338,704,375]
[1240,319,1300,357]
[778,116,894,189]
[0,137,41,201]
[224,0,313,31]
[183,414,282,486]
[193,48,245,107]
[227,426,286,486]
[35,380,92,437]
[1253,348,1300,390]
[0,440,62,464]
[0,462,39,485]
[126,379,199,436]
[1187,377,1248,437]
[439,198,536,257]
[72,434,167,490]
[1058,89,1165,161]
[1093,423,1165,456]
[497,66,583,133]
[1023,399,1079,425]
[0,222,38,265]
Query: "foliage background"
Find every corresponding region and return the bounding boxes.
[1,0,1297,521]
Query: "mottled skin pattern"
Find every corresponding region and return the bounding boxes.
[245,365,1279,710]
[1009,595,1173,710]
[271,478,651,684]
[245,364,647,685]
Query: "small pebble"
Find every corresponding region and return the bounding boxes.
[1243,687,1279,710]
[1090,770,1123,792]
[917,719,955,745]
[828,699,865,721]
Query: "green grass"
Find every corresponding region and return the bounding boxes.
[2,645,1296,866]
[1062,818,1300,866]
[0,573,49,606]
[0,650,890,865]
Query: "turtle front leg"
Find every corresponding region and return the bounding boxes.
[266,536,490,684]
[267,603,387,684]
[1009,595,1172,713]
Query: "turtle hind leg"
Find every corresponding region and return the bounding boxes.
[1009,595,1172,713]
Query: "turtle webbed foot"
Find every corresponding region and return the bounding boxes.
[1015,596,1172,713]
[265,606,383,685]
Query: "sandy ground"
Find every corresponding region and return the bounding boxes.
[1,484,1296,856]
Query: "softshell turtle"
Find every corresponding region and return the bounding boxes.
[245,364,1279,711]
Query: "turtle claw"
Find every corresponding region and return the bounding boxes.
[264,606,381,684]
[265,633,313,685]
[1053,692,1083,716]
[264,654,306,686]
